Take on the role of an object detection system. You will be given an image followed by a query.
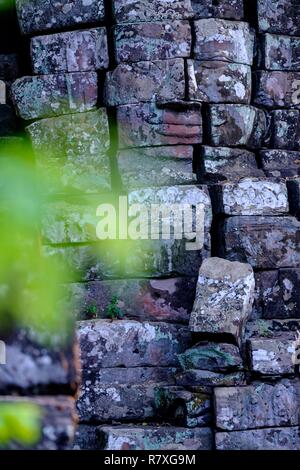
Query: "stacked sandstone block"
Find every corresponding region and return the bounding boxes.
[8,0,300,450]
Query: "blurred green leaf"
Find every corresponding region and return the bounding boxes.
[0,403,42,447]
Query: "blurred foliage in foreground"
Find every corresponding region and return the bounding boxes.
[0,138,73,343]
[0,402,42,448]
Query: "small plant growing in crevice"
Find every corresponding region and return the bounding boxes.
[105,295,124,320]
[85,302,98,319]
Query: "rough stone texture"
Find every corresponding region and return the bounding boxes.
[0,396,77,450]
[191,0,243,20]
[77,319,191,368]
[194,19,253,65]
[287,177,300,217]
[73,425,101,450]
[176,370,246,388]
[260,150,300,177]
[12,72,98,120]
[216,427,300,450]
[104,59,186,106]
[154,386,211,427]
[44,244,122,281]
[248,337,296,375]
[215,380,300,431]
[245,319,300,340]
[98,425,213,450]
[114,21,191,64]
[254,71,300,109]
[190,60,251,104]
[270,110,300,150]
[117,146,195,189]
[260,34,300,71]
[222,216,300,269]
[0,330,79,394]
[16,0,106,35]
[208,104,267,149]
[27,110,111,193]
[257,0,300,35]
[212,178,289,216]
[255,269,300,319]
[178,342,243,372]
[117,102,202,148]
[189,257,254,344]
[112,0,194,23]
[65,277,197,323]
[31,28,109,75]
[199,146,263,183]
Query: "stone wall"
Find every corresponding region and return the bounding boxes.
[1,0,300,450]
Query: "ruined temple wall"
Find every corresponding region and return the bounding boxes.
[0,0,299,450]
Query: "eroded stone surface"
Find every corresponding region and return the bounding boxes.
[208,104,267,148]
[117,146,195,189]
[194,19,253,65]
[98,425,213,450]
[191,61,251,104]
[215,380,300,430]
[191,0,243,19]
[112,0,194,23]
[248,337,296,375]
[254,71,300,109]
[257,0,300,35]
[216,427,300,450]
[245,319,300,340]
[212,178,289,216]
[223,216,300,269]
[16,0,105,35]
[176,370,246,388]
[12,72,98,120]
[178,342,243,372]
[104,59,186,106]
[189,257,254,344]
[117,102,202,148]
[260,150,300,177]
[114,21,191,63]
[270,110,300,150]
[261,34,300,71]
[31,28,109,74]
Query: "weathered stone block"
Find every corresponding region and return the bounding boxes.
[12,72,98,120]
[44,244,122,281]
[31,28,109,75]
[245,319,300,340]
[257,0,300,35]
[16,0,105,35]
[176,370,246,387]
[0,104,17,136]
[117,146,195,189]
[255,269,300,319]
[27,110,111,193]
[248,337,296,375]
[222,216,300,269]
[65,277,197,323]
[73,425,100,450]
[216,427,300,450]
[154,386,211,427]
[0,396,76,450]
[0,330,79,394]
[191,0,243,20]
[104,59,186,106]
[112,0,194,23]
[254,71,300,109]
[189,257,254,344]
[208,104,267,149]
[114,21,191,63]
[270,110,300,150]
[260,33,300,71]
[199,146,263,183]
[77,320,191,368]
[190,61,251,104]
[212,178,289,216]
[287,177,300,216]
[178,342,243,372]
[215,380,300,430]
[96,367,176,385]
[194,19,253,65]
[98,425,213,450]
[117,102,202,148]
[260,150,300,176]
